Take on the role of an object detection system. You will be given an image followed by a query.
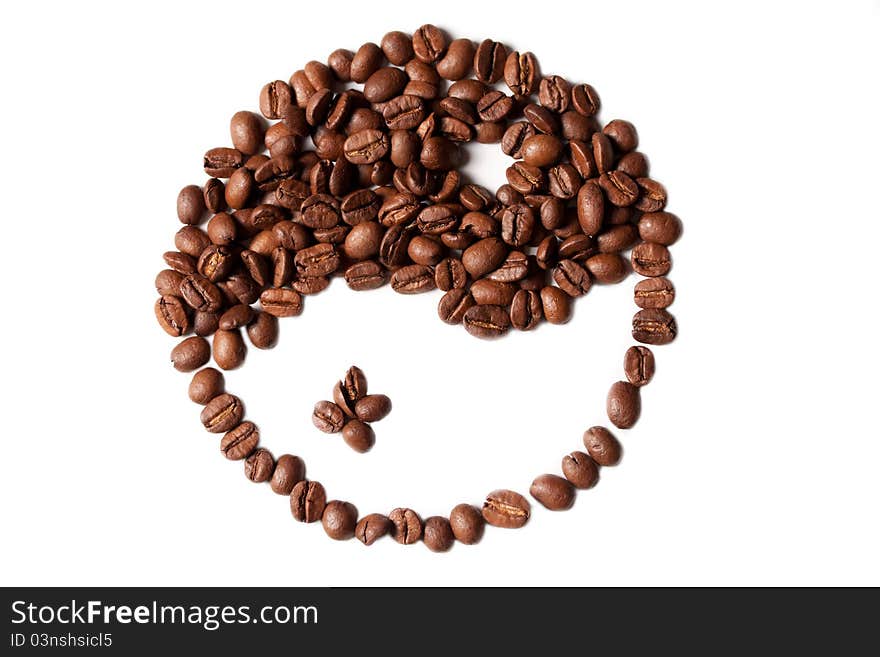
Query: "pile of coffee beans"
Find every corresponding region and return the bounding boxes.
[312,365,391,452]
[158,25,680,550]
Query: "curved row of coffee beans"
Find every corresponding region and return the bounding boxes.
[311,366,392,452]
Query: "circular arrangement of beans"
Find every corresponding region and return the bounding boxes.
[156,25,680,551]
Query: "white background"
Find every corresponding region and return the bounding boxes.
[1,1,878,586]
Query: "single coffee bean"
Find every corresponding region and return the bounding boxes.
[344,220,384,260]
[477,90,514,122]
[591,132,615,173]
[501,122,536,159]
[189,367,224,405]
[449,504,485,545]
[290,480,327,523]
[569,139,598,180]
[230,110,264,155]
[420,136,461,170]
[197,245,235,282]
[389,508,423,544]
[381,31,414,65]
[295,243,340,277]
[193,311,220,337]
[504,50,538,96]
[343,129,389,165]
[221,421,259,460]
[180,274,223,313]
[632,308,677,345]
[383,95,426,131]
[482,490,530,528]
[423,516,455,552]
[155,269,185,297]
[203,147,244,178]
[520,134,563,168]
[617,151,649,178]
[463,304,510,339]
[289,69,316,107]
[510,289,543,330]
[270,454,305,495]
[350,42,384,83]
[634,277,675,309]
[462,237,508,278]
[356,513,392,546]
[487,250,529,282]
[201,393,244,434]
[558,234,597,261]
[246,311,278,349]
[355,394,392,423]
[474,121,505,143]
[245,448,274,483]
[501,203,535,247]
[638,211,682,245]
[438,289,475,325]
[344,260,386,290]
[391,264,436,294]
[323,501,359,540]
[437,38,475,80]
[530,474,575,510]
[212,329,246,370]
[259,80,293,119]
[259,287,303,318]
[547,164,581,200]
[312,400,345,433]
[412,24,447,63]
[363,67,408,103]
[474,39,506,84]
[523,103,559,135]
[586,253,627,284]
[598,224,639,253]
[562,451,600,489]
[506,162,544,195]
[539,75,571,112]
[624,345,655,386]
[583,426,622,466]
[176,226,211,258]
[553,259,592,297]
[340,189,381,226]
[535,235,559,271]
[177,185,206,225]
[333,384,357,418]
[301,194,341,229]
[598,170,639,207]
[603,119,639,152]
[634,178,668,213]
[328,48,354,81]
[606,382,641,429]
[540,285,571,324]
[155,295,191,337]
[171,336,210,372]
[571,83,600,116]
[218,304,253,331]
[631,242,672,277]
[434,257,467,290]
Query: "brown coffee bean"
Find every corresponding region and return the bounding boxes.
[634,277,675,309]
[246,311,278,349]
[571,83,600,116]
[155,294,191,338]
[583,426,623,466]
[506,162,544,195]
[631,242,671,277]
[343,366,367,401]
[290,480,327,523]
[510,289,543,330]
[203,147,244,178]
[437,38,475,80]
[212,329,246,370]
[364,67,408,103]
[474,39,506,84]
[632,308,677,345]
[599,171,639,207]
[530,474,575,510]
[343,221,383,260]
[540,285,571,324]
[463,305,510,339]
[295,243,340,277]
[171,336,210,372]
[535,235,559,270]
[355,394,392,423]
[312,400,345,433]
[259,80,293,119]
[539,75,571,112]
[477,90,514,122]
[389,508,423,544]
[634,178,668,213]
[586,253,627,284]
[449,504,485,545]
[569,140,597,180]
[259,287,303,318]
[470,279,516,307]
[390,264,436,294]
[434,257,467,290]
[356,513,392,546]
[221,421,259,460]
[328,48,354,81]
[270,454,305,495]
[289,70,316,107]
[300,194,340,229]
[501,204,535,247]
[244,448,274,483]
[438,289,475,325]
[558,234,597,261]
[553,259,592,297]
[155,269,185,297]
[591,132,615,173]
[177,185,206,225]
[323,501,359,540]
[487,251,529,282]
[606,382,641,429]
[341,189,381,226]
[180,274,223,313]
[383,95,426,131]
[344,260,386,290]
[189,367,224,405]
[229,110,264,156]
[423,516,455,552]
[501,122,536,159]
[524,103,559,135]
[412,24,446,63]
[201,393,244,434]
[598,224,639,253]
[482,490,530,528]
[562,452,600,489]
[379,224,412,268]
[192,311,220,337]
[618,151,649,178]
[381,31,414,65]
[603,119,639,152]
[343,129,389,165]
[624,346,655,387]
[638,211,682,245]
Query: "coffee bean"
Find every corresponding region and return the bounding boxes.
[530,474,575,510]
[193,311,220,337]
[389,508,423,544]
[540,285,571,324]
[343,129,389,165]
[632,308,677,345]
[340,189,380,226]
[171,336,210,372]
[591,132,615,173]
[634,178,667,213]
[201,393,244,433]
[229,110,264,156]
[180,274,223,313]
[381,31,414,65]
[523,103,559,135]
[638,211,682,245]
[553,259,592,297]
[290,480,327,523]
[470,279,515,306]
[438,289,475,325]
[221,421,259,460]
[598,171,638,207]
[558,234,597,261]
[463,305,510,339]
[474,39,506,84]
[259,80,293,119]
[246,311,278,349]
[474,121,505,143]
[482,490,530,528]
[434,257,467,290]
[270,454,305,495]
[510,289,543,330]
[343,221,383,260]
[583,426,622,466]
[156,269,185,297]
[624,345,655,386]
[501,122,536,159]
[300,194,340,229]
[477,90,514,122]
[506,162,544,195]
[603,119,638,152]
[289,70,316,107]
[313,400,345,433]
[598,224,638,254]
[155,295,191,337]
[356,513,392,545]
[245,448,274,483]
[586,253,627,284]
[383,95,426,130]
[535,235,559,271]
[571,83,600,116]
[634,277,675,309]
[379,224,412,268]
[504,50,538,96]
[459,185,493,213]
[500,203,535,247]
[189,367,224,405]
[212,329,246,370]
[487,251,529,282]
[177,185,206,225]
[204,147,244,178]
[391,264,436,294]
[259,287,303,317]
[539,75,571,112]
[569,140,598,180]
[343,366,367,401]
[423,516,455,552]
[322,501,358,540]
[437,38,475,80]
[631,242,671,277]
[333,383,357,418]
[344,260,386,290]
[617,151,649,178]
[562,452,600,489]
[606,382,640,429]
[355,394,392,423]
[295,243,340,277]
[412,24,447,63]
[449,504,485,544]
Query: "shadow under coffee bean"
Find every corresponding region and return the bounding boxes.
[155,24,681,551]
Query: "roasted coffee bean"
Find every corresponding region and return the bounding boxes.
[487,251,528,282]
[175,227,211,259]
[434,257,468,290]
[322,501,358,540]
[345,260,386,290]
[362,67,407,103]
[535,235,559,270]
[439,97,477,126]
[569,140,598,180]
[379,223,412,267]
[300,193,340,229]
[553,259,592,297]
[461,211,498,238]
[504,51,538,96]
[155,269,185,297]
[606,382,640,429]
[295,243,340,277]
[260,80,293,119]
[391,264,435,294]
[474,39,506,84]
[603,119,638,152]
[539,75,571,112]
[530,474,575,510]
[423,516,455,552]
[213,329,246,370]
[356,513,392,545]
[383,95,426,131]
[289,70,316,107]
[558,234,597,261]
[571,83,600,116]
[343,129,389,165]
[562,451,600,489]
[245,448,275,483]
[333,384,357,418]
[477,90,514,122]
[195,245,234,283]
[506,162,544,195]
[501,122,536,159]
[471,279,516,306]
[291,276,330,296]
[474,121,505,143]
[631,242,671,277]
[312,225,348,244]
[405,58,440,84]
[420,136,461,170]
[638,211,682,245]
[598,224,638,253]
[438,289,475,324]
[350,43,384,84]
[624,345,655,386]
[583,426,622,466]
[412,24,446,63]
[438,116,472,142]
[437,38,475,80]
[305,89,333,127]
[218,274,260,306]
[634,277,675,309]
[561,110,595,142]
[500,203,535,247]
[510,289,543,330]
[271,247,294,287]
[189,367,224,404]
[341,189,381,226]
[312,400,345,433]
[617,151,649,178]
[342,419,375,453]
[290,480,327,523]
[201,393,244,434]
[539,197,565,231]
[463,304,510,339]
[540,285,571,324]
[586,253,627,284]
[523,103,559,135]
[204,147,244,178]
[379,192,420,226]
[180,275,223,313]
[381,31,414,65]
[221,421,259,460]
[634,178,668,213]
[547,164,581,199]
[355,394,392,423]
[271,454,306,495]
[171,336,210,372]
[229,110,264,156]
[599,171,639,207]
[177,185,206,225]
[259,287,303,317]
[449,504,484,544]
[417,204,459,234]
[328,48,354,81]
[632,308,677,345]
[404,79,439,100]
[275,178,310,210]
[342,366,367,401]
[482,490,530,528]
[343,221,384,260]
[389,508,423,544]
[407,235,445,265]
[207,212,236,245]
[193,311,220,337]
